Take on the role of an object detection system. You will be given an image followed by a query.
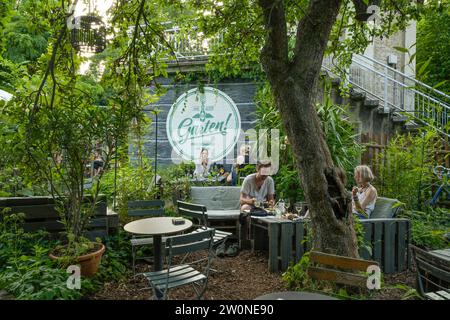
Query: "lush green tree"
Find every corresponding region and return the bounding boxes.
[155,0,431,257]
[2,0,443,258]
[2,0,54,64]
[417,2,450,93]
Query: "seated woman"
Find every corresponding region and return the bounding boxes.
[193,148,211,178]
[352,165,378,219]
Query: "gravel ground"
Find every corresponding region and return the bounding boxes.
[90,250,418,300]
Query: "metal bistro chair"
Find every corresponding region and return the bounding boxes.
[177,200,232,253]
[128,199,165,274]
[411,245,450,300]
[143,229,215,300]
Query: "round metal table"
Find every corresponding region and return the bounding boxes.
[254,291,338,300]
[124,217,192,271]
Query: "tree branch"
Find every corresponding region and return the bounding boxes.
[292,0,342,80]
[258,0,289,81]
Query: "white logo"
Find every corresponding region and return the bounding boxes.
[166,87,241,162]
[366,5,381,25]
[366,265,381,290]
[66,265,81,290]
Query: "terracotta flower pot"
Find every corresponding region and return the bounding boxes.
[49,242,106,278]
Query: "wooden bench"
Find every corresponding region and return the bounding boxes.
[190,186,241,236]
[0,196,119,239]
[411,246,450,300]
[307,251,380,289]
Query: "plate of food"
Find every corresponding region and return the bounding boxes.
[283,213,300,221]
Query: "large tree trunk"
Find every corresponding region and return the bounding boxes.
[259,0,359,257]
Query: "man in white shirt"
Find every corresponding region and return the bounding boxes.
[240,160,275,211]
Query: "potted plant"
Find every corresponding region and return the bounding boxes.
[20,68,127,277]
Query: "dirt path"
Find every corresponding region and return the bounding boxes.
[90,250,417,300]
[91,250,287,300]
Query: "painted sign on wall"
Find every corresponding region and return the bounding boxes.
[166,87,241,162]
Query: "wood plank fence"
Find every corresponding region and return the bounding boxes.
[0,196,119,240]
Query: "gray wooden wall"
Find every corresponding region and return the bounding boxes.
[135,78,260,166]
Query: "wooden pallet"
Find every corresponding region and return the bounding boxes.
[250,217,411,273]
[0,196,119,239]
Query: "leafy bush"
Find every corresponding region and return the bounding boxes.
[398,207,450,250]
[282,253,315,291]
[0,209,89,299]
[375,130,444,210]
[0,209,132,299]
[95,230,133,283]
[101,156,157,219]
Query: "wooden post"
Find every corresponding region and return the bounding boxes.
[280,222,293,271]
[268,223,280,272]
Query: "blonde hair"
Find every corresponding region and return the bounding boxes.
[354,165,374,183]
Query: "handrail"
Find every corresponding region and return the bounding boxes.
[350,58,450,110]
[354,54,450,101]
[322,53,450,137]
[151,25,449,136]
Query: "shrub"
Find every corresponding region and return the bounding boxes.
[398,207,450,250]
[0,208,132,299]
[375,130,445,210]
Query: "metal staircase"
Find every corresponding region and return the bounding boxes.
[154,24,450,137]
[322,54,450,137]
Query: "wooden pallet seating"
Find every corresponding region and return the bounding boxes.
[0,196,118,239]
[250,217,411,273]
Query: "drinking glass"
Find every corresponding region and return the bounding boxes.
[295,203,303,216]
[285,200,291,213]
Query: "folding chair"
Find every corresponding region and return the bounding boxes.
[143,229,215,300]
[128,200,165,274]
[177,200,232,252]
[411,245,450,300]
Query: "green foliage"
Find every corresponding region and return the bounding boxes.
[159,162,195,203]
[0,208,87,299]
[254,81,362,202]
[101,157,157,219]
[417,3,450,93]
[353,215,371,254]
[282,252,315,291]
[398,207,450,250]
[317,97,363,184]
[95,231,133,282]
[2,1,52,64]
[375,129,445,210]
[0,208,131,299]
